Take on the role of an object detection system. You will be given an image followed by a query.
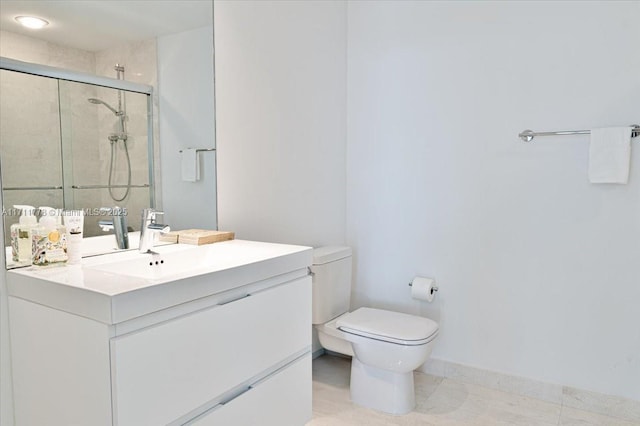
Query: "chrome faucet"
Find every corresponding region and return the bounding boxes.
[139,208,170,254]
[98,207,129,249]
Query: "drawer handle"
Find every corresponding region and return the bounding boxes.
[218,293,250,306]
[220,386,251,405]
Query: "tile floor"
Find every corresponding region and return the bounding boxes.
[308,355,639,426]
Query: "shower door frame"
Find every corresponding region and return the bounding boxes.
[0,56,156,210]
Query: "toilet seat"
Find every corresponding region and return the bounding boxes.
[337,307,438,346]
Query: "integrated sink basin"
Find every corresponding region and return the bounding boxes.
[7,239,312,324]
[87,243,241,280]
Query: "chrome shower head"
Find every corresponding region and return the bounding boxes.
[88,98,119,116]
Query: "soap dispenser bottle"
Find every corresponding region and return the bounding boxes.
[32,207,68,266]
[10,205,37,264]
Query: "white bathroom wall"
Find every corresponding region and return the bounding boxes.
[347,1,640,401]
[214,0,347,246]
[158,25,217,230]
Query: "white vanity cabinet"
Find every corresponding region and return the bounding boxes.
[7,240,313,426]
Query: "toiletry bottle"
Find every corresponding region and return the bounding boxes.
[32,207,68,266]
[63,210,84,265]
[10,205,37,264]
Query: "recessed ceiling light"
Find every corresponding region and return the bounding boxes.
[15,16,49,30]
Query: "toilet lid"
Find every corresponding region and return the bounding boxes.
[337,307,438,346]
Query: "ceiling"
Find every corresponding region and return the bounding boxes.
[0,0,213,52]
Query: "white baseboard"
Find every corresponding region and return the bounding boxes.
[420,358,640,423]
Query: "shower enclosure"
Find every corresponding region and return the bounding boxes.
[0,57,155,245]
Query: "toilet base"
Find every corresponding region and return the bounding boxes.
[350,357,415,415]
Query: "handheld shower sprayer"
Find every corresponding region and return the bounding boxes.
[87,63,131,202]
[87,98,121,116]
[88,97,127,141]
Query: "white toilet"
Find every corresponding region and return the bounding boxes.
[312,246,439,415]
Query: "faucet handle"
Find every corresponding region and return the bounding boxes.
[150,210,164,222]
[142,208,163,219]
[148,223,170,233]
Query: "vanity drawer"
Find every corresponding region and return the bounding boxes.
[188,353,311,426]
[110,276,311,426]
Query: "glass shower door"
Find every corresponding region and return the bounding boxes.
[58,80,152,237]
[0,70,64,245]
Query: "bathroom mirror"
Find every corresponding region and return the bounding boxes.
[0,63,154,246]
[0,0,214,268]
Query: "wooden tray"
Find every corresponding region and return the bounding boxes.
[176,229,235,245]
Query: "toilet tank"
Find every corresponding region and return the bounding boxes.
[311,246,352,325]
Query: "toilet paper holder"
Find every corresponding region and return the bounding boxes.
[408,281,439,294]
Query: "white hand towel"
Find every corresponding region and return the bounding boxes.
[589,127,632,184]
[181,148,200,182]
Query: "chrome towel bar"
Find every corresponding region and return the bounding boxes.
[72,184,149,189]
[178,148,216,153]
[3,186,63,191]
[519,124,640,142]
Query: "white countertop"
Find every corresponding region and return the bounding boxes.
[5,231,170,269]
[7,239,312,325]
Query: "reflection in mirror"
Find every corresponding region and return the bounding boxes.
[0,70,63,208]
[59,79,152,237]
[0,70,65,244]
[0,64,154,267]
[0,28,159,267]
[0,1,215,269]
